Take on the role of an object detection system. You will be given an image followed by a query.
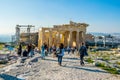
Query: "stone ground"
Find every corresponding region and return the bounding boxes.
[0,53,120,80]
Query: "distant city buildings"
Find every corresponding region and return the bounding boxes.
[86,33,120,48]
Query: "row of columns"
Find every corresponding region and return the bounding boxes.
[69,30,85,48]
[41,29,85,48]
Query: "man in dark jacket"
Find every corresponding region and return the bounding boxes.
[79,42,87,66]
[17,44,22,56]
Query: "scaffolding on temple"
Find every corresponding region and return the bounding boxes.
[15,25,38,46]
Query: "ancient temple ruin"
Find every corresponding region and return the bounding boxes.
[38,21,89,48]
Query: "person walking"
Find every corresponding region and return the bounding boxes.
[57,43,64,66]
[79,42,88,66]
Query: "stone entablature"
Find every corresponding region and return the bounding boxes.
[54,21,88,29]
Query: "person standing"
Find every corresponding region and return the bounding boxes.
[29,44,35,57]
[67,46,71,54]
[23,48,28,57]
[17,44,22,56]
[44,43,48,56]
[41,43,45,59]
[57,43,64,66]
[27,44,32,54]
[79,42,88,66]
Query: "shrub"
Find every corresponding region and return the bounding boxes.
[85,58,94,63]
[103,66,119,74]
[95,62,119,74]
[0,44,3,50]
[95,62,105,67]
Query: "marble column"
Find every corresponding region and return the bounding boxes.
[79,31,83,44]
[69,31,72,47]
[82,31,85,43]
[57,31,60,44]
[76,31,79,48]
[64,32,67,47]
[42,29,45,44]
[49,30,52,47]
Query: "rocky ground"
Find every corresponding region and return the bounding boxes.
[0,53,120,80]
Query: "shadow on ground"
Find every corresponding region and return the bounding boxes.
[0,74,22,80]
[63,65,107,74]
[44,58,77,63]
[63,57,79,60]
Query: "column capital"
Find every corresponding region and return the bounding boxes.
[76,31,79,48]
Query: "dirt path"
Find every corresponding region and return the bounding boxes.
[0,53,120,80]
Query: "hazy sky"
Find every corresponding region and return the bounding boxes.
[0,0,120,35]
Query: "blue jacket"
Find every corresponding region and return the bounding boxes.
[57,49,64,56]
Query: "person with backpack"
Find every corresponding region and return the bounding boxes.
[56,43,64,66]
[79,42,88,66]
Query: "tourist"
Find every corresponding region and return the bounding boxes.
[29,44,35,57]
[71,47,75,54]
[79,42,88,66]
[52,45,57,57]
[44,43,48,56]
[27,44,32,54]
[23,49,28,57]
[41,43,46,59]
[67,46,71,54]
[17,44,22,56]
[49,46,52,53]
[57,43,64,66]
[34,46,39,53]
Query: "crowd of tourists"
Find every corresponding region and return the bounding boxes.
[17,42,88,66]
[17,43,36,57]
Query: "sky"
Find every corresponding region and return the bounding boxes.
[0,0,120,35]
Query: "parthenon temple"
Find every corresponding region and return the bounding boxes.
[38,21,89,48]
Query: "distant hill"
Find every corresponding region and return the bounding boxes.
[0,34,11,42]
